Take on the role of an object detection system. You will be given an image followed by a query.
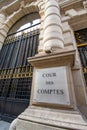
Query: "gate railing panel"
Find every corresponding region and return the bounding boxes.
[75,29,87,86]
[0,23,40,120]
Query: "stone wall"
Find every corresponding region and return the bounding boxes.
[0,0,87,106]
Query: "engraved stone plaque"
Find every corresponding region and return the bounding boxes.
[33,66,70,105]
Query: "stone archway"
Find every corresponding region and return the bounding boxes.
[0,0,64,53]
[8,12,40,34]
[0,0,44,121]
[0,0,44,50]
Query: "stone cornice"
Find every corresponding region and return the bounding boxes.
[0,0,20,16]
[0,0,85,18]
[59,0,83,7]
[68,12,87,31]
[0,0,36,16]
[0,0,84,15]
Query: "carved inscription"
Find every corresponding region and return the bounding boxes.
[33,66,70,105]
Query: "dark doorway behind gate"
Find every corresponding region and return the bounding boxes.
[75,28,87,87]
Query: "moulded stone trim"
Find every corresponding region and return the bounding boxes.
[43,0,64,52]
[40,17,44,23]
[0,1,20,17]
[45,0,59,10]
[45,4,60,11]
[4,19,15,29]
[63,26,73,47]
[44,15,61,27]
[0,35,5,43]
[44,23,63,32]
[44,25,62,34]
[1,25,9,33]
[44,13,61,20]
[0,14,6,23]
[39,26,44,31]
[38,1,45,11]
[62,25,71,33]
[45,6,60,16]
[65,9,79,18]
[0,29,7,37]
[43,39,64,51]
[44,32,64,43]
[2,2,40,24]
[44,14,61,23]
[44,31,64,41]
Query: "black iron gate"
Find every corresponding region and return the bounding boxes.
[75,29,87,86]
[0,24,39,121]
[78,45,87,85]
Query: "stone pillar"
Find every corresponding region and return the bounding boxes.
[9,0,87,130]
[43,0,64,53]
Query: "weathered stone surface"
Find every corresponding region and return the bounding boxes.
[17,106,87,130]
[17,119,68,130]
[43,0,64,52]
[33,66,70,105]
[0,1,87,130]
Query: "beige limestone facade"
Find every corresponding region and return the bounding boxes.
[0,0,87,130]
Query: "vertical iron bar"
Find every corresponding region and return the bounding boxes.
[26,32,34,65]
[22,36,30,66]
[35,32,39,54]
[9,38,21,68]
[0,44,10,69]
[16,36,25,67]
[3,42,15,69]
[32,33,37,56]
[16,37,26,67]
